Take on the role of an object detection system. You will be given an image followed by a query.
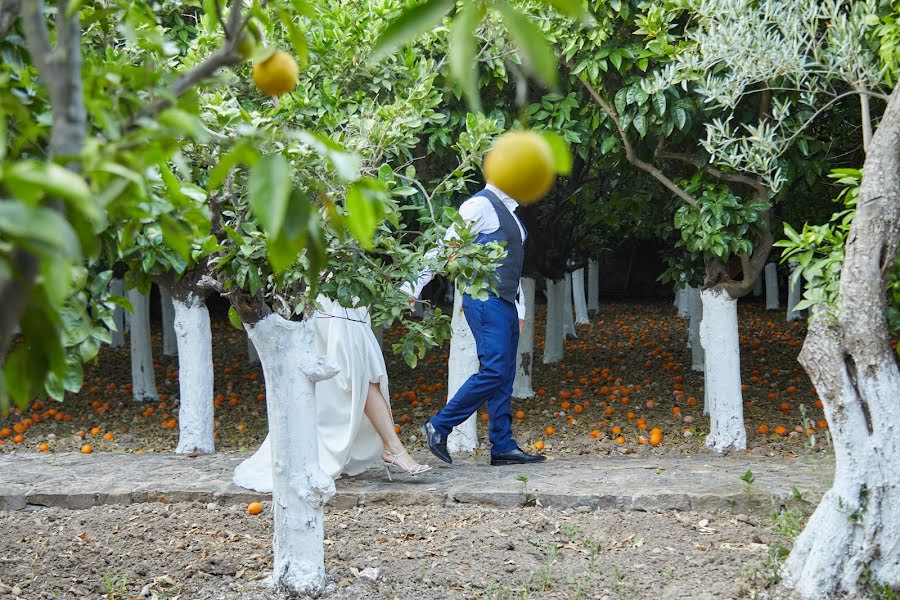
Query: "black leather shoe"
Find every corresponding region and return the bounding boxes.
[490,446,547,466]
[421,422,452,464]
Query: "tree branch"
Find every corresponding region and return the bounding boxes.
[140,0,244,118]
[576,73,699,209]
[0,0,21,36]
[654,146,767,197]
[20,0,52,76]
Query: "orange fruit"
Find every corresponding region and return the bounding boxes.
[38,442,49,452]
[534,440,545,451]
[247,502,263,515]
[81,444,93,454]
[102,432,114,441]
[253,50,299,97]
[12,434,24,444]
[545,426,555,437]
[515,410,526,420]
[649,428,663,446]
[482,130,556,204]
[758,424,769,435]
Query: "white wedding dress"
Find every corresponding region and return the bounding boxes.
[233,296,389,492]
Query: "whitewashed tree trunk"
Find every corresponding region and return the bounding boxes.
[765,262,780,310]
[447,288,479,453]
[588,259,600,313]
[172,292,214,454]
[543,278,565,364]
[159,287,178,357]
[246,314,338,597]
[786,261,804,321]
[127,289,158,401]
[563,272,577,338]
[109,278,125,348]
[687,287,704,373]
[247,334,260,364]
[512,278,535,399]
[676,284,690,319]
[783,83,900,599]
[699,289,745,452]
[572,268,589,325]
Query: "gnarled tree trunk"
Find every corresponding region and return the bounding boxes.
[786,261,804,322]
[245,313,338,597]
[159,287,178,357]
[687,286,704,372]
[783,84,900,600]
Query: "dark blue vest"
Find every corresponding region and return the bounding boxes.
[472,188,527,304]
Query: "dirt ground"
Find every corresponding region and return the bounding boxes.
[0,299,831,462]
[0,500,800,600]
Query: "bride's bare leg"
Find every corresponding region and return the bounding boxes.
[364,382,428,469]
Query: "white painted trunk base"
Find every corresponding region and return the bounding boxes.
[765,263,780,310]
[543,279,565,364]
[246,314,338,597]
[687,287,704,373]
[109,278,125,348]
[159,287,177,357]
[783,359,900,597]
[446,289,479,453]
[572,268,589,325]
[512,278,535,399]
[127,289,158,401]
[172,294,214,454]
[675,287,690,319]
[786,261,804,322]
[563,272,577,339]
[588,259,600,313]
[699,289,745,452]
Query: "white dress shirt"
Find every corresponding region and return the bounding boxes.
[401,183,527,320]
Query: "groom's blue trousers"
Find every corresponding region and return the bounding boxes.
[429,294,519,454]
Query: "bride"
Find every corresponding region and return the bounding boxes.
[233,296,431,493]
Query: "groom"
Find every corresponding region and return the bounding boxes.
[402,180,546,467]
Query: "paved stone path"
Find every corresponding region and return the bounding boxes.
[0,452,834,513]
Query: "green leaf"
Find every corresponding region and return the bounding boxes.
[600,136,617,155]
[345,182,383,250]
[208,141,260,190]
[159,108,209,141]
[279,9,309,67]
[227,306,244,330]
[449,1,482,114]
[5,161,97,222]
[65,0,86,18]
[540,132,572,175]
[0,202,81,260]
[297,131,360,181]
[537,0,595,26]
[652,93,666,116]
[674,107,687,130]
[248,154,292,236]
[494,2,559,89]
[159,213,192,261]
[370,0,454,63]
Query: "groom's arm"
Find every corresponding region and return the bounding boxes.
[400,197,489,301]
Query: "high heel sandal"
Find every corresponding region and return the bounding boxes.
[382,450,432,481]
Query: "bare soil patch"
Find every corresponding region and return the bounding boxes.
[0,500,797,599]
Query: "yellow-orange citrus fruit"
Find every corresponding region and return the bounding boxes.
[247,501,263,515]
[80,444,93,454]
[649,428,663,446]
[253,51,299,97]
[482,130,555,204]
[534,440,544,450]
